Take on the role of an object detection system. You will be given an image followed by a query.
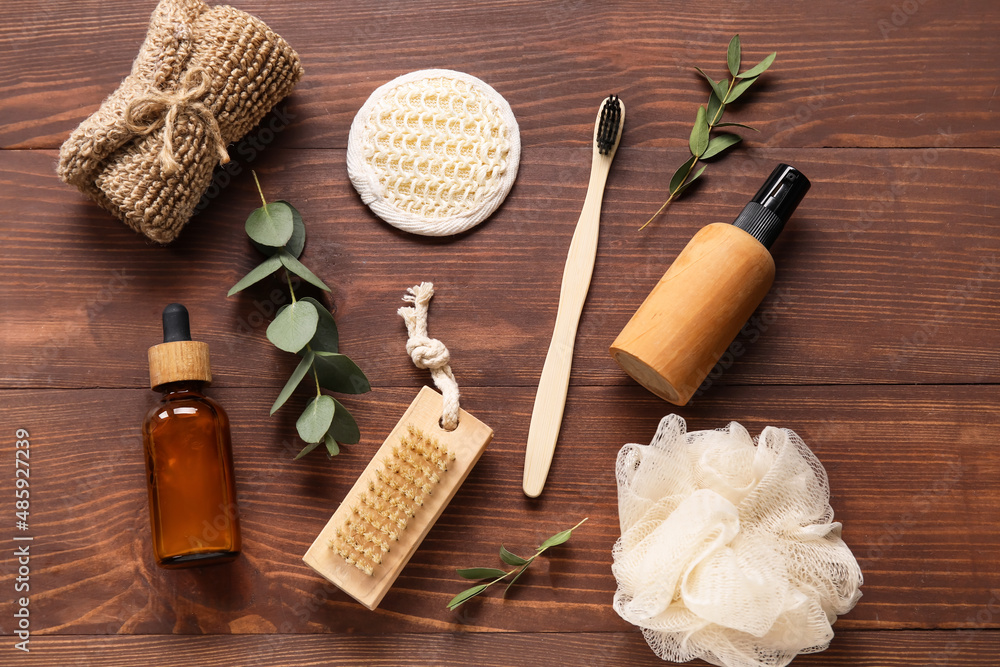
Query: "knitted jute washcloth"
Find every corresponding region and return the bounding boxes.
[57,0,304,244]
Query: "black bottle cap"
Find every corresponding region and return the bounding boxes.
[162,303,192,343]
[732,164,811,249]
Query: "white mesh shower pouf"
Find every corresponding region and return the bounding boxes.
[613,415,863,667]
[347,69,520,236]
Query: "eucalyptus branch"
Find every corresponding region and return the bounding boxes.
[252,170,268,209]
[640,35,776,231]
[311,362,322,398]
[286,269,297,303]
[447,518,588,610]
[227,172,371,460]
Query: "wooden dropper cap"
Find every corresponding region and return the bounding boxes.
[148,303,212,390]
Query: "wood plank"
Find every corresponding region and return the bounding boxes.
[2,147,998,389]
[1,1,998,150]
[1,385,997,634]
[4,631,1000,666]
[3,0,998,662]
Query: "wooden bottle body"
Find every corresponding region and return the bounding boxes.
[610,223,775,405]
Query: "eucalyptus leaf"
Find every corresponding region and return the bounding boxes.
[669,156,698,194]
[694,68,729,104]
[294,440,322,460]
[245,201,294,248]
[271,351,315,415]
[689,106,710,157]
[324,432,340,457]
[296,394,335,443]
[278,250,330,292]
[726,75,759,103]
[500,545,530,566]
[457,567,508,580]
[277,200,306,257]
[228,254,282,296]
[328,397,361,443]
[727,34,741,77]
[707,92,726,125]
[301,297,339,353]
[447,584,488,610]
[675,165,707,195]
[715,122,759,132]
[538,528,575,551]
[737,52,777,79]
[702,133,742,159]
[313,351,371,394]
[266,299,319,353]
[251,200,305,258]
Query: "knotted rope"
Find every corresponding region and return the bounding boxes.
[398,282,460,430]
[123,67,230,176]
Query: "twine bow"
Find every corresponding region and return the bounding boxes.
[123,67,230,176]
[399,282,461,430]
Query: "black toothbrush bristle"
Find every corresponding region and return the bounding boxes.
[596,95,621,155]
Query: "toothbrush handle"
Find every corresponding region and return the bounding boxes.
[522,161,610,498]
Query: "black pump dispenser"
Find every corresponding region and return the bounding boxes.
[162,303,192,343]
[732,164,810,250]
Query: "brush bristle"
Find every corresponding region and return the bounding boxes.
[596,95,622,155]
[330,426,455,576]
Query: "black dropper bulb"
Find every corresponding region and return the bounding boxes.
[162,303,192,343]
[732,164,811,250]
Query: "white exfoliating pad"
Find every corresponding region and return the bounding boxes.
[347,69,520,236]
[613,415,863,667]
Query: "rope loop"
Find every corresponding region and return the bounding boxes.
[399,282,461,430]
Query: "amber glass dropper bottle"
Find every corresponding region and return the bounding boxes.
[143,303,241,568]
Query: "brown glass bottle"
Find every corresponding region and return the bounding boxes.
[143,304,241,568]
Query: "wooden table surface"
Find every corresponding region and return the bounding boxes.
[2,0,999,665]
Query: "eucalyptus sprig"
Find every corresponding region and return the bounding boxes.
[641,35,777,230]
[447,518,588,610]
[228,172,371,460]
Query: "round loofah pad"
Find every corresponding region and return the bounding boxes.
[613,414,863,667]
[347,69,520,236]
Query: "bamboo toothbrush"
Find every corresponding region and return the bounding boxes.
[522,95,624,498]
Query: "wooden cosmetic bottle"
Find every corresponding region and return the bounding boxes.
[611,164,810,405]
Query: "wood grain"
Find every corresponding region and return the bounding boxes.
[0,385,997,635]
[5,631,1000,666]
[2,0,999,663]
[1,147,998,390]
[1,1,998,150]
